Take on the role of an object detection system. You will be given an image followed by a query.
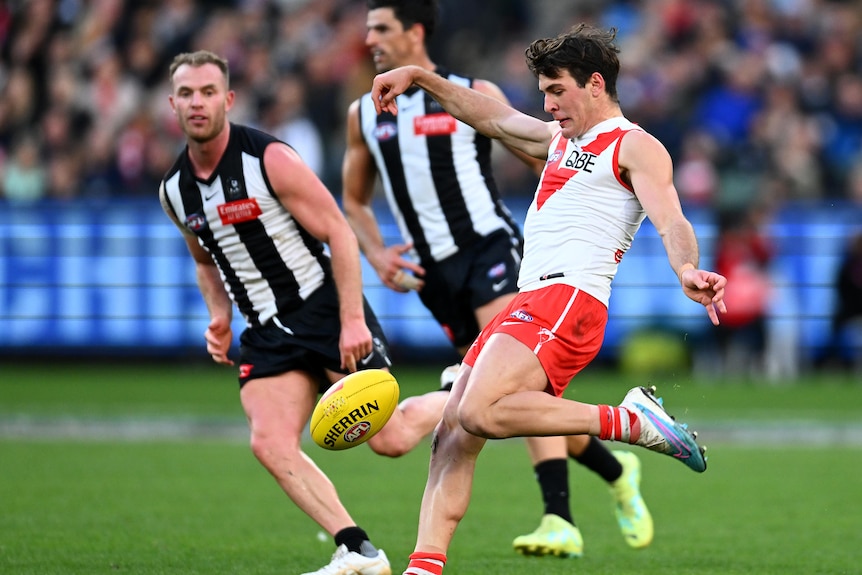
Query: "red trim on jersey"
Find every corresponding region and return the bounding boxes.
[536,135,570,210]
[582,127,624,155]
[612,131,636,193]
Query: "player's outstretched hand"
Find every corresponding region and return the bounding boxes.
[371,65,421,115]
[205,316,234,365]
[680,268,728,326]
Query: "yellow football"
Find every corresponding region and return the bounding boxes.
[310,369,400,450]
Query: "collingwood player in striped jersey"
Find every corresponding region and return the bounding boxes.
[158,49,434,575]
[342,0,655,561]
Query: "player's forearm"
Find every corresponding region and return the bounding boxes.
[196,261,233,321]
[328,227,368,324]
[344,202,387,266]
[410,66,512,138]
[659,219,700,283]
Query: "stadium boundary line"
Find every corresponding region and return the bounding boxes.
[1,416,861,446]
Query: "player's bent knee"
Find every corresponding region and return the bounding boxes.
[367,425,412,458]
[248,429,301,466]
[457,403,504,438]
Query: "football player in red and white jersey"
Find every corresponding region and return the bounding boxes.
[371,23,727,575]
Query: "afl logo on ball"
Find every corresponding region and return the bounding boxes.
[344,421,372,443]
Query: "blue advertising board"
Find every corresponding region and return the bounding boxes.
[1,198,859,363]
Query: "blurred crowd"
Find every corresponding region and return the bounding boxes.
[0,0,861,212]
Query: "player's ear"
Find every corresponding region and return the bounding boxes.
[590,72,605,96]
[225,89,236,112]
[407,22,425,45]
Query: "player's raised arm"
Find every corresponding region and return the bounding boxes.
[372,64,554,160]
[472,79,547,176]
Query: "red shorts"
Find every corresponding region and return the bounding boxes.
[464,283,607,397]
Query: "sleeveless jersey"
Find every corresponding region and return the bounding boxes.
[160,123,332,328]
[518,117,647,306]
[358,69,521,263]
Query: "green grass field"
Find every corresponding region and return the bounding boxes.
[1,362,860,574]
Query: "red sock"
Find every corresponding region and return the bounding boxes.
[403,551,447,575]
[598,405,640,443]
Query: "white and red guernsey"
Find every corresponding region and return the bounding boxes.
[518,117,648,306]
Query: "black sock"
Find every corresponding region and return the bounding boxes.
[534,458,573,524]
[571,437,623,483]
[334,526,376,556]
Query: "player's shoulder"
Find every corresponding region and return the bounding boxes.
[619,125,667,153]
[463,75,508,104]
[617,122,672,168]
[471,77,502,93]
[347,96,365,118]
[234,122,282,150]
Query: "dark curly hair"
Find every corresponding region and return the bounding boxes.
[525,24,620,102]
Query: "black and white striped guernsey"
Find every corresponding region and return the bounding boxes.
[358,69,521,263]
[160,123,332,328]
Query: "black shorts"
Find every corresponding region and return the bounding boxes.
[418,229,521,348]
[237,281,392,390]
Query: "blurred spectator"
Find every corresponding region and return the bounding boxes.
[821,232,862,372]
[848,161,862,205]
[694,53,765,150]
[151,0,202,59]
[253,72,324,177]
[0,0,857,208]
[820,74,862,195]
[73,0,125,60]
[0,66,39,147]
[79,46,142,138]
[46,148,81,200]
[675,131,719,206]
[712,203,775,377]
[78,126,123,199]
[755,81,823,202]
[1,133,47,201]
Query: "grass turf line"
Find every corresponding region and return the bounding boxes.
[1,362,861,574]
[0,440,859,574]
